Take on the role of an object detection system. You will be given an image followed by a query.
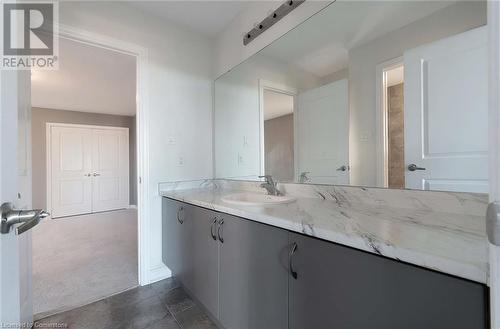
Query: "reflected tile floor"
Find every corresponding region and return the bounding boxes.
[36,278,218,329]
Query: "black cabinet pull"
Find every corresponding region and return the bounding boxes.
[177,206,184,224]
[217,218,224,243]
[289,242,298,279]
[210,217,217,241]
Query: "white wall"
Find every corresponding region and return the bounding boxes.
[215,54,321,179]
[348,1,487,187]
[59,2,214,282]
[214,1,331,78]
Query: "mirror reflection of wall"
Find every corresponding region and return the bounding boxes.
[214,1,488,193]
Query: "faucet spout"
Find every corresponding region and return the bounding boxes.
[258,175,282,196]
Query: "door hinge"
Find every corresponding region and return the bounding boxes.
[139,177,142,184]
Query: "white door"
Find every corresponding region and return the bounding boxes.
[404,26,488,193]
[50,126,93,218]
[92,128,129,212]
[49,125,129,217]
[0,70,34,323]
[297,79,349,184]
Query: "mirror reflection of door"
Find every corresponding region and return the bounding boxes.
[297,79,349,185]
[404,26,488,193]
[263,90,295,182]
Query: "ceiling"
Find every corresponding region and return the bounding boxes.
[260,1,457,78]
[128,1,250,38]
[387,66,404,87]
[264,90,294,121]
[31,38,136,116]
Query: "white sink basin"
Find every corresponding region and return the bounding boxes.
[221,192,296,206]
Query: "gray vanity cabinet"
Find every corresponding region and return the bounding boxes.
[162,198,219,317]
[218,213,289,329]
[162,198,184,276]
[288,232,488,329]
[184,205,219,317]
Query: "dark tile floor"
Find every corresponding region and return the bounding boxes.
[35,278,218,329]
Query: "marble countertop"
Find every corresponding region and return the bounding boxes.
[159,182,488,284]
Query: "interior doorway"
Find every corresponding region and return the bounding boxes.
[30,37,139,318]
[377,59,405,189]
[262,89,295,182]
[385,65,405,189]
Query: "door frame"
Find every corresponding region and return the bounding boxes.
[488,1,500,327]
[375,56,404,188]
[46,123,130,217]
[56,24,151,285]
[258,79,298,179]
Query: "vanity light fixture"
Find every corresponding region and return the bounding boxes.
[243,0,305,46]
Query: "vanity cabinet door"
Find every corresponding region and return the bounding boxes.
[219,214,289,329]
[288,232,488,329]
[182,205,219,318]
[162,197,184,276]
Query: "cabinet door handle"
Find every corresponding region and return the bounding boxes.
[217,218,224,243]
[177,206,184,224]
[210,217,217,241]
[289,242,298,279]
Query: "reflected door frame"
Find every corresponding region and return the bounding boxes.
[488,1,500,327]
[375,56,404,188]
[258,79,298,180]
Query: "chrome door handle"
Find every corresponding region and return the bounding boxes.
[92,173,101,177]
[210,217,217,241]
[217,218,224,243]
[289,242,298,279]
[407,164,426,172]
[336,165,348,172]
[177,206,184,224]
[1,203,50,235]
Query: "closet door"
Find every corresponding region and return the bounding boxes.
[91,128,129,212]
[50,126,93,218]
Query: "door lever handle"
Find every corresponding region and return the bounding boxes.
[1,203,50,234]
[336,165,348,172]
[93,173,101,177]
[407,164,426,172]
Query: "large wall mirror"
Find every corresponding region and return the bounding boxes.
[214,0,488,193]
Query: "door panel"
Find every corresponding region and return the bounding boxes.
[183,205,219,318]
[162,198,182,275]
[404,26,488,192]
[50,126,92,218]
[219,214,288,329]
[288,232,487,329]
[297,79,349,184]
[92,129,129,212]
[1,69,34,323]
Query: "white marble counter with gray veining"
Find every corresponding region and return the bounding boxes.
[158,179,489,284]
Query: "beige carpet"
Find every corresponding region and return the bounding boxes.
[32,209,138,318]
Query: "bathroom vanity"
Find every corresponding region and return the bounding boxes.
[161,181,489,329]
[161,2,492,327]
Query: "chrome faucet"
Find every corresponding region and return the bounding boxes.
[259,175,282,196]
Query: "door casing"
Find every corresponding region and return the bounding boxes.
[55,23,154,285]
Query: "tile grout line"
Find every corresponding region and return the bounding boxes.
[152,283,194,329]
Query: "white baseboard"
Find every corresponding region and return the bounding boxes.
[147,263,171,284]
